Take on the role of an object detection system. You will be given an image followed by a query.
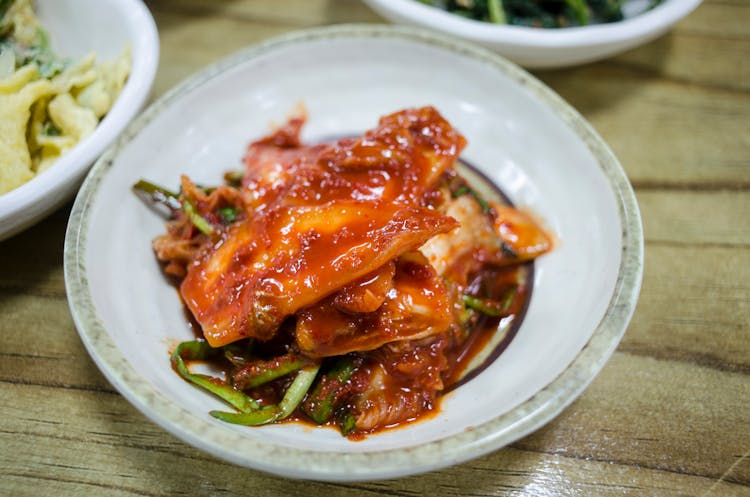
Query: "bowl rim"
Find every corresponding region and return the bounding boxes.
[363,0,702,48]
[0,0,159,237]
[64,24,644,481]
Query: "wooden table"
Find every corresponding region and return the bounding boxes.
[2,1,748,495]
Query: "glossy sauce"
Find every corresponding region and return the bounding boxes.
[236,164,534,438]
[161,108,550,438]
[179,107,465,348]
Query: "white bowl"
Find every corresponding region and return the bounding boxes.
[64,25,643,480]
[363,0,702,68]
[0,0,159,240]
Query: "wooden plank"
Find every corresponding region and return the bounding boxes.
[536,65,750,186]
[0,292,113,392]
[614,32,750,93]
[677,0,750,39]
[623,244,749,372]
[148,0,381,27]
[0,205,69,296]
[613,0,750,92]
[2,377,748,497]
[2,1,748,495]
[149,2,380,98]
[637,190,750,246]
[150,13,295,97]
[514,353,750,485]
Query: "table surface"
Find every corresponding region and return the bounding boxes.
[2,1,748,495]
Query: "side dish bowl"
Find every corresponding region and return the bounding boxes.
[0,0,159,240]
[64,25,643,480]
[363,0,702,68]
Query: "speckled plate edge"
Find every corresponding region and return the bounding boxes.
[64,24,644,481]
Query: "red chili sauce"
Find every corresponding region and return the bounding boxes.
[152,107,551,438]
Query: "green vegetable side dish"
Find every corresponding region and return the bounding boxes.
[416,0,665,28]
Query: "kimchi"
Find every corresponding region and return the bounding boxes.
[134,107,552,437]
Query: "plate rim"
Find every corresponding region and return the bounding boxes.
[64,24,644,481]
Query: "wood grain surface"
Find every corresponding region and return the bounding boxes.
[1,1,748,495]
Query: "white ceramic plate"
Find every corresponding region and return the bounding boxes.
[64,25,643,481]
[0,0,159,240]
[363,0,702,68]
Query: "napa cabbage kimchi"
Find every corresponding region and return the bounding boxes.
[134,106,552,437]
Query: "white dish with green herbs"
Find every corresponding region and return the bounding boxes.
[363,0,702,68]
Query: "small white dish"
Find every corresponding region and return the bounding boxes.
[64,25,643,481]
[363,0,702,68]
[0,0,159,240]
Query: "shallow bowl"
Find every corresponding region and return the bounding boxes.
[0,0,159,240]
[64,25,643,481]
[363,0,701,68]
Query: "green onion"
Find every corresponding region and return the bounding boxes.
[278,365,320,417]
[223,170,244,186]
[452,185,469,197]
[182,199,214,236]
[218,206,238,224]
[222,341,253,368]
[211,364,321,426]
[451,183,491,213]
[133,179,216,235]
[132,179,181,211]
[462,287,517,317]
[303,357,357,424]
[210,405,281,425]
[170,340,259,413]
[338,411,357,436]
[232,354,309,390]
[501,241,519,259]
